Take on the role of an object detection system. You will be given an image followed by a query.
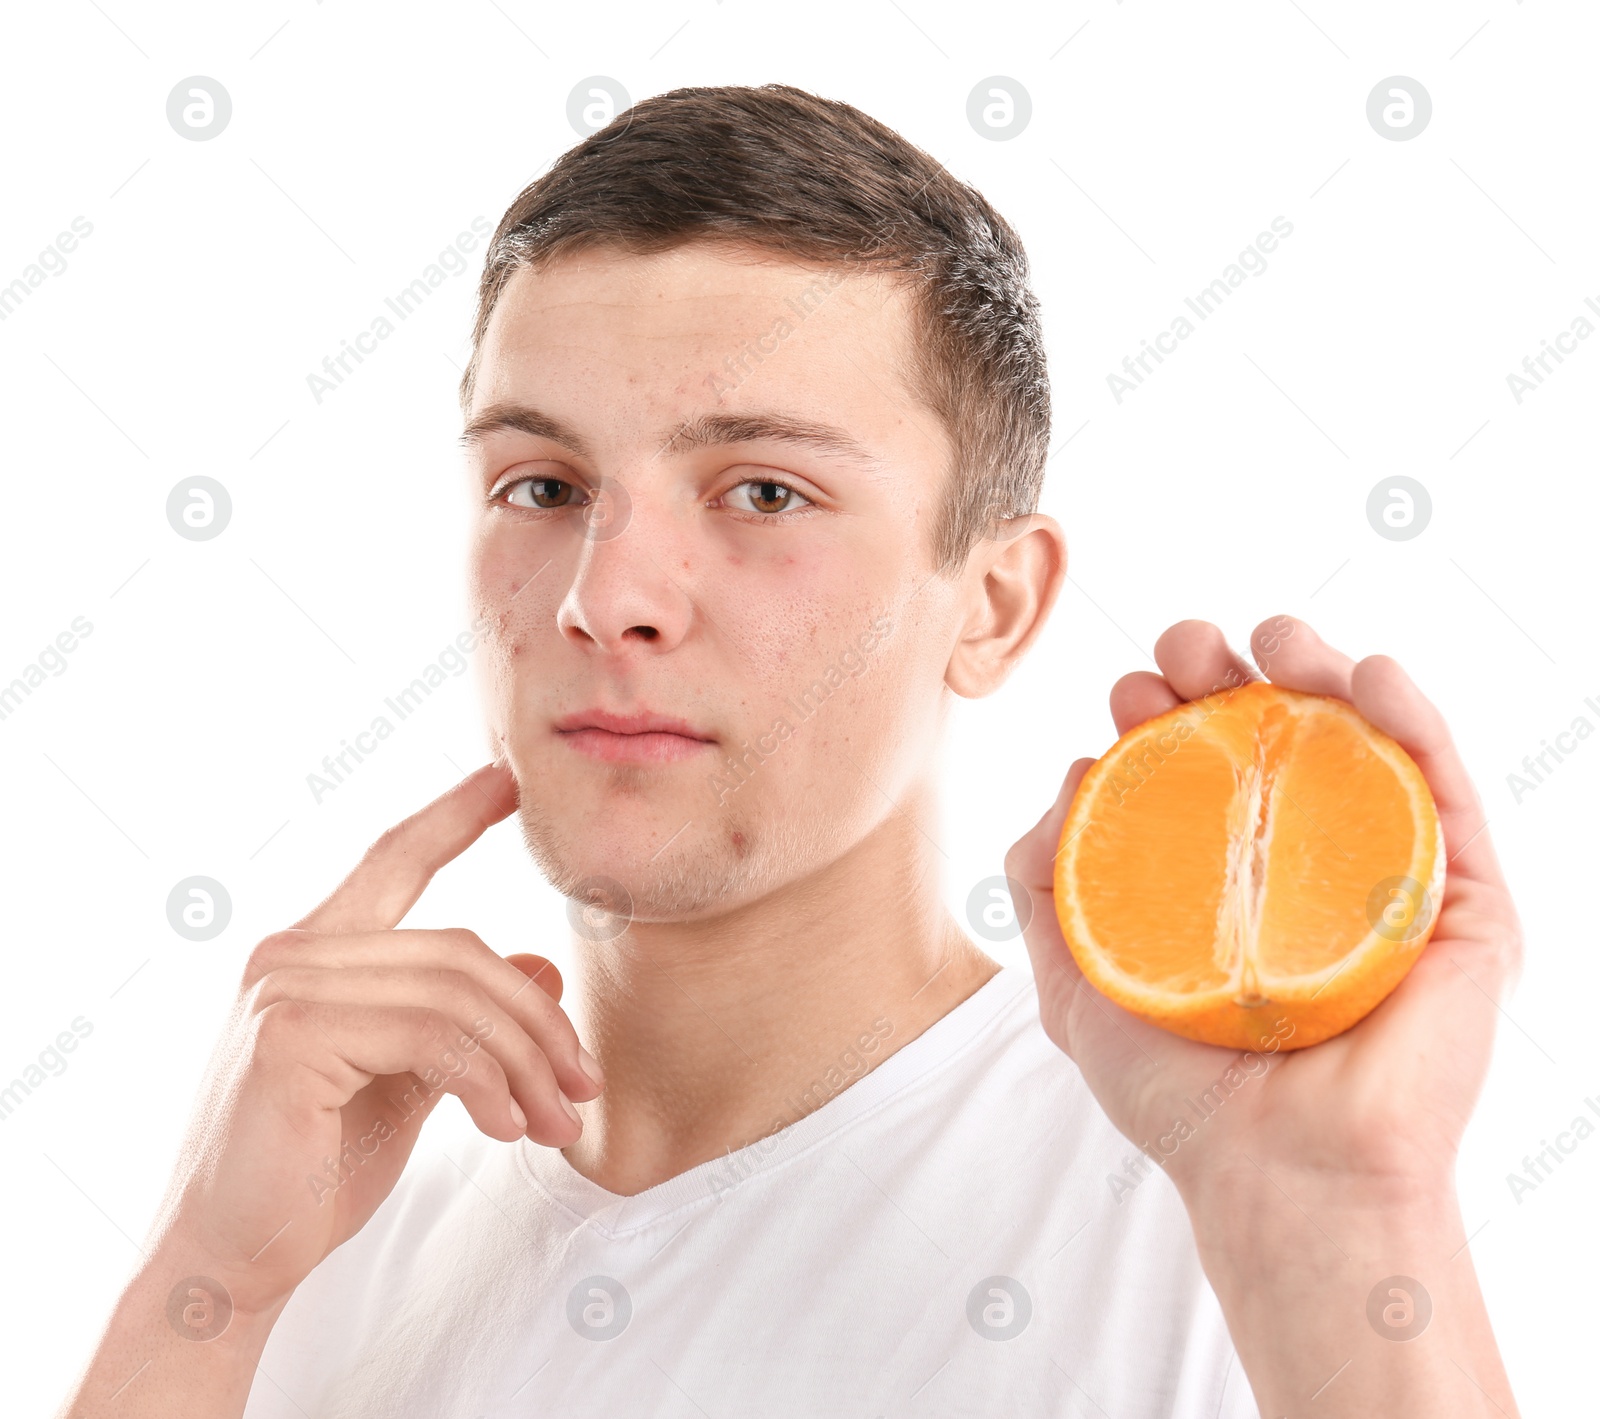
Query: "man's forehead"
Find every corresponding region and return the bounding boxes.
[488,240,910,335]
[469,243,942,467]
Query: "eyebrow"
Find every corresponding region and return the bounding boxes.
[459,401,885,472]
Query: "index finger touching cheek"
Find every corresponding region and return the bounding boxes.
[293,761,520,935]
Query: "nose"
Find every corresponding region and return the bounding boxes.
[555,487,696,654]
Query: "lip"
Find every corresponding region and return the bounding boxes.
[554,709,717,764]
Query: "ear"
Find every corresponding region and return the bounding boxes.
[944,515,1067,699]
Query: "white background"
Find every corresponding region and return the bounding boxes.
[2,1,1595,1413]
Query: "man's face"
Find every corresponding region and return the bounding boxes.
[464,240,966,921]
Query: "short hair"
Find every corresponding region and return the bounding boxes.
[459,83,1051,572]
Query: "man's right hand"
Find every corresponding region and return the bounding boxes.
[60,761,602,1417]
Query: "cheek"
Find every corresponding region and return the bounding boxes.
[469,536,555,651]
[467,545,510,626]
[470,517,560,594]
[734,556,881,671]
[744,613,911,772]
[472,584,544,706]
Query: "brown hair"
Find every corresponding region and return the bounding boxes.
[459,83,1050,572]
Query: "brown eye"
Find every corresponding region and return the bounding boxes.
[504,477,578,510]
[726,479,810,516]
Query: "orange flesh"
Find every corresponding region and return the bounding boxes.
[1056,682,1442,1049]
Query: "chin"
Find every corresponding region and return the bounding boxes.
[514,796,805,926]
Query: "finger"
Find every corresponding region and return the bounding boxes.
[294,762,519,935]
[253,999,574,1145]
[1247,614,1356,698]
[506,954,564,1003]
[1152,620,1261,702]
[251,965,583,1139]
[1109,671,1182,738]
[1348,654,1505,890]
[248,928,599,1102]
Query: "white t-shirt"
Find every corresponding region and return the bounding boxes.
[245,964,1260,1418]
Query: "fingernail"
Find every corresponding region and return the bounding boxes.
[509,1097,528,1132]
[558,1092,582,1127]
[578,1046,605,1089]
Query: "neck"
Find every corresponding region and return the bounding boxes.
[559,799,999,1196]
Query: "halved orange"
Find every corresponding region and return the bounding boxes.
[1053,681,1444,1051]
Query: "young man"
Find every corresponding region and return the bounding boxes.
[62,85,1521,1417]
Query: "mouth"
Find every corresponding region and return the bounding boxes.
[552,709,718,765]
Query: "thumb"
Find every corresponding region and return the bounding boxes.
[1006,756,1095,907]
[1005,757,1096,1036]
[505,953,564,1003]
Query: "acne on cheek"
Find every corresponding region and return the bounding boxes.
[489,590,537,656]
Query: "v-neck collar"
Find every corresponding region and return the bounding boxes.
[514,963,1034,1238]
